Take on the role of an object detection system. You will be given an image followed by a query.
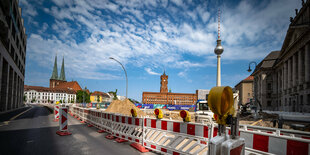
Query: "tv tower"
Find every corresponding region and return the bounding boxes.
[214,9,224,86]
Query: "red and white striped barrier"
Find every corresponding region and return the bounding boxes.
[56,107,72,136]
[111,114,143,143]
[240,129,310,155]
[143,118,210,154]
[69,106,310,155]
[54,105,60,121]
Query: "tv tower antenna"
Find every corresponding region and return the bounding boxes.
[218,8,221,40]
[214,8,224,86]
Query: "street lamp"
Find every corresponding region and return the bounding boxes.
[247,61,258,112]
[247,61,257,73]
[109,57,128,99]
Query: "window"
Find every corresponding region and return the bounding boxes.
[267,83,272,90]
[267,101,271,107]
[279,100,281,106]
[248,93,250,97]
[300,95,303,105]
[267,93,271,98]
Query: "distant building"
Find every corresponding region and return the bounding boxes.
[142,72,198,105]
[24,85,76,104]
[90,91,112,103]
[24,56,82,103]
[0,0,27,112]
[196,89,210,101]
[252,1,310,112]
[49,55,82,92]
[234,76,253,106]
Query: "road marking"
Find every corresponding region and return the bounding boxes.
[9,107,33,121]
[0,107,34,126]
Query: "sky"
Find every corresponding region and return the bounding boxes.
[20,0,301,102]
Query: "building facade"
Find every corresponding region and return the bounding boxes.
[0,0,27,112]
[252,1,310,112]
[235,76,253,106]
[142,72,198,105]
[196,89,210,101]
[90,91,112,103]
[24,85,76,104]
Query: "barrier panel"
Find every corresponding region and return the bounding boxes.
[69,105,310,155]
[54,105,60,121]
[143,118,210,154]
[56,107,72,136]
[111,114,143,143]
[240,128,310,155]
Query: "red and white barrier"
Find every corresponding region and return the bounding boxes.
[111,114,143,143]
[54,105,60,121]
[143,118,210,154]
[69,105,310,155]
[240,130,310,155]
[56,107,72,136]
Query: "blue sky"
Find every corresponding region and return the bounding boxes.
[20,0,301,102]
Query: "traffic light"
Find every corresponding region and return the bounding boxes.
[180,110,191,122]
[208,86,234,125]
[154,108,163,119]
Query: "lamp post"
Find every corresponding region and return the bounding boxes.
[247,61,257,112]
[109,57,128,99]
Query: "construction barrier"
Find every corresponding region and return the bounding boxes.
[111,114,143,143]
[69,105,310,155]
[54,105,60,121]
[56,107,72,136]
[143,117,210,154]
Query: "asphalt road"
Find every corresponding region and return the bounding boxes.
[0,105,157,155]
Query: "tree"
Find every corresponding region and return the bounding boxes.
[108,89,118,100]
[31,97,36,103]
[76,90,91,103]
[97,95,100,103]
[24,95,26,102]
[71,99,74,103]
[128,98,139,103]
[60,100,63,103]
[48,98,50,103]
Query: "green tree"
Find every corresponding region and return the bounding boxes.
[24,95,27,102]
[97,95,100,103]
[108,89,118,100]
[48,98,50,103]
[60,100,63,103]
[31,97,36,103]
[71,99,74,103]
[76,90,91,103]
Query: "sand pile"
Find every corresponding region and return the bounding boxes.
[105,99,146,117]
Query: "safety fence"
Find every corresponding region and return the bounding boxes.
[68,105,310,155]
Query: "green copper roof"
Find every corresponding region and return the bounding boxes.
[51,55,58,80]
[59,56,66,81]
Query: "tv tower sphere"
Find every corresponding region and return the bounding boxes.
[214,39,224,55]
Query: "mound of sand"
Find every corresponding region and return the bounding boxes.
[105,99,146,117]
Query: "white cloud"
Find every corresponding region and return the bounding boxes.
[22,0,301,81]
[145,68,161,75]
[20,0,38,17]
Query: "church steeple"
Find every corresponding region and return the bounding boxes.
[51,55,58,80]
[59,56,66,81]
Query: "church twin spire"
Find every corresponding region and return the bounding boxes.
[51,55,66,81]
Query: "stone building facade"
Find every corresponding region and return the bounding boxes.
[142,72,197,105]
[0,0,27,112]
[24,85,76,104]
[235,76,253,106]
[252,0,310,112]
